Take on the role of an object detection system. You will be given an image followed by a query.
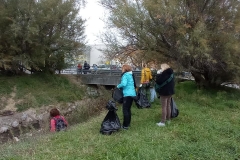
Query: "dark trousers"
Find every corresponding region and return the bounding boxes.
[160,95,172,123]
[142,86,150,101]
[77,69,82,74]
[122,96,134,127]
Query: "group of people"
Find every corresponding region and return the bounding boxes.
[117,63,174,129]
[50,63,174,132]
[77,61,91,74]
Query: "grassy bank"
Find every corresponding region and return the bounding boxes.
[0,74,84,111]
[0,81,240,160]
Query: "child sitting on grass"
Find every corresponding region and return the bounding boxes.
[50,108,68,132]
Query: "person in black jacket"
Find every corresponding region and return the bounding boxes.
[155,63,175,127]
[83,61,89,74]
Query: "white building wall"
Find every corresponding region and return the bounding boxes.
[89,44,106,66]
[89,44,120,66]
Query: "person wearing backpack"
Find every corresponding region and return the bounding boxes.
[50,108,68,132]
[155,63,175,127]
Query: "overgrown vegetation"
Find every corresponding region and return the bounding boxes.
[0,81,239,159]
[0,0,86,75]
[100,0,240,87]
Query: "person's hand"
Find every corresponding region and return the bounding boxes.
[139,84,142,87]
[157,69,162,74]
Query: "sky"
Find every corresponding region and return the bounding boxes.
[80,0,106,45]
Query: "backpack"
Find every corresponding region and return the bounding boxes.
[171,98,179,118]
[53,117,67,131]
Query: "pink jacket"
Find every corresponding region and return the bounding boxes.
[50,115,68,132]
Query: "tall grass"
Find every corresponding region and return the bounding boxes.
[0,81,239,160]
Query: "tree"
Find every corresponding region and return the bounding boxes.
[100,0,240,87]
[0,0,86,75]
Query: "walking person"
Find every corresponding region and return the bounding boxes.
[156,63,175,127]
[140,64,152,99]
[117,64,136,130]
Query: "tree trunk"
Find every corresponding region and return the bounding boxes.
[191,71,208,88]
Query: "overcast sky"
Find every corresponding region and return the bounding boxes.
[80,0,105,45]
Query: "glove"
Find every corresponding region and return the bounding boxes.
[157,69,162,74]
[139,84,142,87]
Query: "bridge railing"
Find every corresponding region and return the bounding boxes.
[77,69,141,76]
[78,70,141,86]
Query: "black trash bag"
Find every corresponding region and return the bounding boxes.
[171,98,179,118]
[100,100,121,135]
[106,100,118,111]
[112,88,123,104]
[134,87,151,109]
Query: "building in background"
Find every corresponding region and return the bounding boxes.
[73,46,91,67]
[89,44,105,66]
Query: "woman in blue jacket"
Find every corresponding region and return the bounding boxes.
[117,64,136,129]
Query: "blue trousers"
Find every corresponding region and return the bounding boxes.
[150,87,157,102]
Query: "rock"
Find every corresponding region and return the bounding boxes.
[37,113,47,120]
[26,117,33,123]
[26,133,32,137]
[21,113,27,121]
[13,137,20,142]
[12,121,19,127]
[71,106,76,109]
[0,126,9,133]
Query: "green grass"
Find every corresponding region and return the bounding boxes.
[0,73,84,111]
[0,81,240,160]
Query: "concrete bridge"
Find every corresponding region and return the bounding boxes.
[61,68,194,86]
[75,70,194,86]
[78,70,141,86]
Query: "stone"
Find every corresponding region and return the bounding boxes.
[26,133,32,137]
[37,114,44,120]
[13,137,20,142]
[0,126,9,133]
[21,113,27,121]
[12,121,19,127]
[71,106,76,109]
[26,117,33,123]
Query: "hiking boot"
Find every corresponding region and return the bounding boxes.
[156,122,165,127]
